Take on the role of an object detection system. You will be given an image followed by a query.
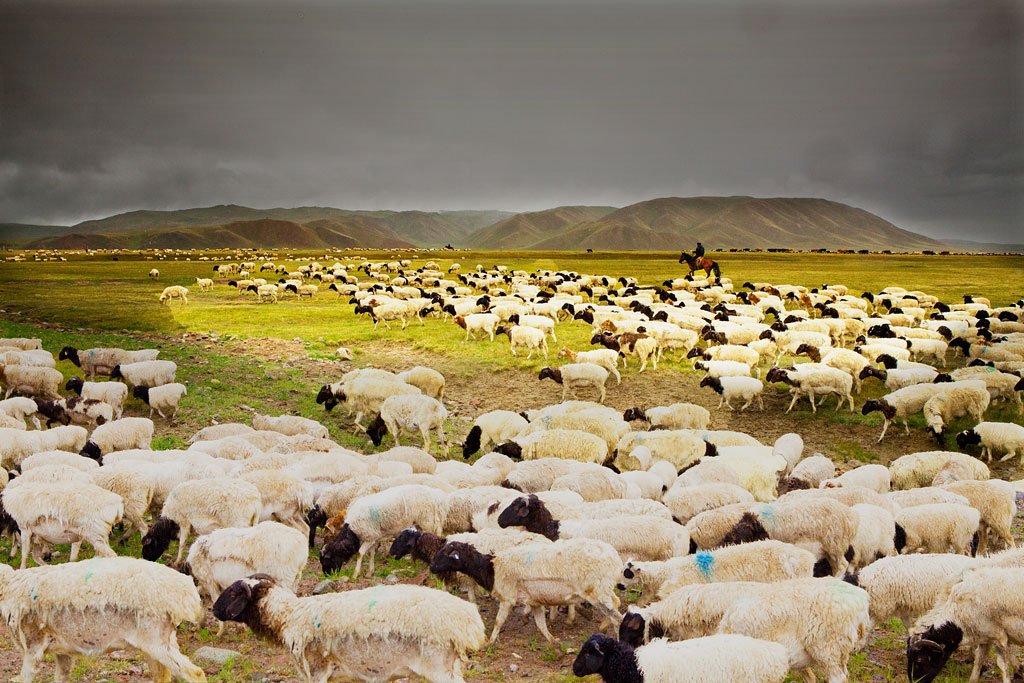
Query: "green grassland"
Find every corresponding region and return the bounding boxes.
[0,249,1021,681]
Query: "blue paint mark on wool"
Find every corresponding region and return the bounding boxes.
[524,551,536,565]
[758,504,775,521]
[694,551,714,580]
[369,506,382,526]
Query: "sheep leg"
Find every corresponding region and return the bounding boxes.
[785,393,800,414]
[53,654,75,683]
[598,383,606,403]
[530,606,557,644]
[19,529,33,569]
[808,392,818,413]
[740,398,752,411]
[902,418,910,436]
[68,541,83,562]
[612,366,621,385]
[487,600,514,644]
[129,628,205,683]
[794,667,816,683]
[877,419,890,443]
[173,524,190,565]
[967,643,990,683]
[17,631,48,683]
[435,424,448,455]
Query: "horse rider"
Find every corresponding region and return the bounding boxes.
[694,242,705,260]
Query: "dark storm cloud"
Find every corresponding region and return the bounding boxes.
[0,0,1020,241]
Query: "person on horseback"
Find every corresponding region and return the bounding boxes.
[694,242,705,260]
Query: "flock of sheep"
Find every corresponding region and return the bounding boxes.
[0,257,1021,682]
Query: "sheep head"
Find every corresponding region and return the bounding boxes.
[795,343,821,362]
[366,416,388,447]
[131,385,151,405]
[875,353,898,369]
[454,316,467,330]
[698,375,722,394]
[538,367,562,384]
[212,577,274,629]
[686,347,707,360]
[64,376,85,395]
[573,634,627,679]
[859,366,885,381]
[765,367,791,385]
[622,407,647,422]
[79,440,102,460]
[861,399,896,420]
[141,517,180,561]
[462,425,483,458]
[617,609,650,647]
[57,347,81,366]
[389,528,423,559]
[494,325,511,339]
[429,541,494,591]
[906,623,963,683]
[556,346,575,360]
[319,523,360,574]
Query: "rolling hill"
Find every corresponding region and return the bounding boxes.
[10,196,955,252]
[465,205,617,249]
[61,205,511,247]
[519,196,947,252]
[26,218,414,251]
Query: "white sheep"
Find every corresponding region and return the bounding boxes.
[662,482,755,524]
[861,379,986,441]
[158,285,189,304]
[326,374,421,430]
[573,634,790,683]
[80,417,154,459]
[495,428,609,465]
[723,498,859,576]
[110,359,177,387]
[907,567,1024,683]
[20,450,99,472]
[848,503,898,569]
[956,422,1024,463]
[538,362,610,403]
[923,384,991,439]
[132,382,187,419]
[715,577,871,683]
[766,365,854,413]
[846,553,978,629]
[461,409,528,457]
[780,455,836,492]
[0,425,89,469]
[0,557,204,682]
[613,430,712,473]
[185,521,308,634]
[455,312,501,341]
[0,337,41,350]
[495,324,548,358]
[617,580,769,642]
[0,396,41,429]
[3,481,123,568]
[193,276,213,291]
[240,469,315,535]
[320,483,447,578]
[942,479,1017,554]
[212,578,485,683]
[704,448,787,502]
[890,450,990,490]
[367,393,449,452]
[895,503,981,555]
[141,477,262,565]
[693,359,753,378]
[431,537,621,644]
[623,402,710,430]
[698,375,765,411]
[887,486,971,509]
[1,365,63,399]
[653,539,816,596]
[397,366,446,401]
[252,413,328,439]
[557,346,622,384]
[820,463,891,493]
[64,377,128,418]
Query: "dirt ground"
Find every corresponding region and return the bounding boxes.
[0,326,1021,681]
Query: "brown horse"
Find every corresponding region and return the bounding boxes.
[678,251,721,279]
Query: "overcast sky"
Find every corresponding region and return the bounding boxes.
[0,0,1021,241]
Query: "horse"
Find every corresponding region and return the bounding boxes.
[679,251,721,279]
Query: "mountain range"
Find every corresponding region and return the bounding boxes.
[5,196,956,252]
